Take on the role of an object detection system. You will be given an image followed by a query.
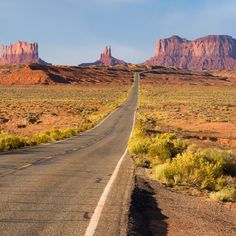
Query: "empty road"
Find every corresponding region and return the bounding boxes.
[0,76,139,235]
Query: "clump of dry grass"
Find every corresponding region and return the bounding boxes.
[210,188,236,202]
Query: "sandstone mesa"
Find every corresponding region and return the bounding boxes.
[79,46,127,66]
[1,36,236,70]
[145,35,236,70]
[0,41,47,65]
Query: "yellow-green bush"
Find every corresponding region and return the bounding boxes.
[30,128,80,145]
[203,149,236,176]
[129,116,235,201]
[153,150,226,190]
[0,134,27,151]
[128,120,151,156]
[210,188,236,202]
[30,132,52,145]
[129,129,188,167]
[0,123,96,151]
[148,133,188,163]
[129,136,150,156]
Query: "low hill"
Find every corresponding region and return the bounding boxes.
[140,66,236,86]
[0,63,235,86]
[0,64,133,85]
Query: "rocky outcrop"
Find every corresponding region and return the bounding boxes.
[79,46,127,66]
[145,35,236,70]
[0,41,47,65]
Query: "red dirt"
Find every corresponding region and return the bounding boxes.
[140,67,236,86]
[1,64,236,86]
[128,169,236,236]
[0,64,133,85]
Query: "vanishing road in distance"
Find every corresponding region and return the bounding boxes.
[0,76,139,235]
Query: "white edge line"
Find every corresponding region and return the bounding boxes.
[84,78,138,236]
[54,84,134,142]
[81,105,119,135]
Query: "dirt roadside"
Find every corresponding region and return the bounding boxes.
[127,168,236,236]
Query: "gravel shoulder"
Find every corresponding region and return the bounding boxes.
[128,168,236,236]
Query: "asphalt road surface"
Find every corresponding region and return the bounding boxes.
[0,76,138,236]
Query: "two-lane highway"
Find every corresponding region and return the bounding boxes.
[0,76,139,235]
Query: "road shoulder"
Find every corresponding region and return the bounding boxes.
[128,168,236,236]
[94,154,134,236]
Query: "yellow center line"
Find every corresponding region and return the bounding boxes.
[2,156,54,176]
[0,170,16,177]
[17,163,32,170]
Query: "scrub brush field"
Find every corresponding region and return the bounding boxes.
[129,83,236,202]
[0,85,130,151]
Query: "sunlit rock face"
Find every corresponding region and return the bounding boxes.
[79,46,127,66]
[145,35,236,70]
[0,41,47,65]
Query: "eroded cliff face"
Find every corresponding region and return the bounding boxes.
[0,41,47,65]
[145,35,236,70]
[79,46,126,66]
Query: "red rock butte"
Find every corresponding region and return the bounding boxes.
[79,46,127,66]
[0,41,47,65]
[145,35,236,70]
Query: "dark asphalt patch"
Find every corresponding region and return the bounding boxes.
[83,212,91,220]
[96,177,102,183]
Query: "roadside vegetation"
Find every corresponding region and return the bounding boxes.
[0,85,130,151]
[129,84,236,202]
[139,84,236,145]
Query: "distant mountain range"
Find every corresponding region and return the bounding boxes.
[1,35,236,70]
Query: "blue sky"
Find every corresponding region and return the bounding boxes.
[1,0,236,65]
